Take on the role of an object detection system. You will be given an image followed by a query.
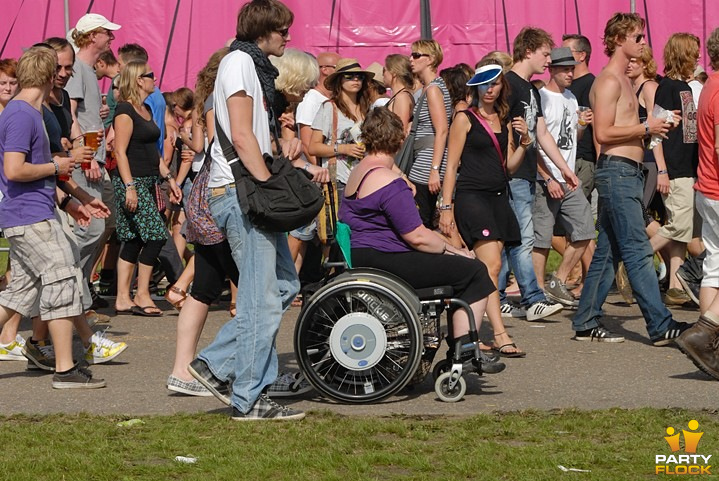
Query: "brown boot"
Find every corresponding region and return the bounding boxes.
[676,316,719,381]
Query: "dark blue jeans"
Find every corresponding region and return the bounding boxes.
[573,157,673,339]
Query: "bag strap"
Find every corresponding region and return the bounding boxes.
[465,109,513,198]
[214,115,239,165]
[386,88,415,110]
[407,88,428,137]
[466,108,505,170]
[330,101,338,167]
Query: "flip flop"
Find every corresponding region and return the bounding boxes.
[491,343,527,358]
[132,305,162,317]
[114,307,136,315]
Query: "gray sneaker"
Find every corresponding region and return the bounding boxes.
[231,393,305,421]
[188,358,231,405]
[267,372,313,398]
[23,339,56,371]
[167,375,213,397]
[545,275,579,307]
[52,366,106,389]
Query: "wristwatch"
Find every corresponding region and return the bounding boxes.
[431,165,440,171]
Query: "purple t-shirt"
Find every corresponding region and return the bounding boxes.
[0,100,56,229]
[338,177,422,253]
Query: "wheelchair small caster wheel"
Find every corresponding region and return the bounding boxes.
[435,371,466,402]
[432,359,450,381]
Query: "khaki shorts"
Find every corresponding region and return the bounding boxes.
[0,217,83,320]
[658,177,695,243]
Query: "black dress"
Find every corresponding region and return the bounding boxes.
[453,110,521,247]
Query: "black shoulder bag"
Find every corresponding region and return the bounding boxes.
[215,107,324,233]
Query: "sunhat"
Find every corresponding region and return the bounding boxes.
[365,62,385,87]
[324,58,374,89]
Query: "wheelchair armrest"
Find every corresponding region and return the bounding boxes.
[415,286,454,301]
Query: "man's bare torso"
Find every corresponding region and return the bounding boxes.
[592,68,645,162]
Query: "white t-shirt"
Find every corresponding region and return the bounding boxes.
[537,87,579,182]
[295,88,327,126]
[312,101,361,184]
[688,79,703,108]
[208,50,271,188]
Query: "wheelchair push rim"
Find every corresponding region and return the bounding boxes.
[294,278,423,403]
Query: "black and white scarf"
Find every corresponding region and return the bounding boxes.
[229,38,288,125]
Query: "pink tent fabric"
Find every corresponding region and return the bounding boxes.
[1,0,716,91]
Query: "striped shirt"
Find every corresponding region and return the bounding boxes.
[408,77,452,185]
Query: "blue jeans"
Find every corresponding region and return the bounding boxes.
[198,185,300,412]
[499,178,546,306]
[573,158,672,339]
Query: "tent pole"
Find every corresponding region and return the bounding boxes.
[420,0,432,40]
[64,0,70,33]
[630,0,635,13]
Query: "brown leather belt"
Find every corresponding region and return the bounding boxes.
[210,183,235,197]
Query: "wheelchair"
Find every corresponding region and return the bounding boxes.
[293,222,490,403]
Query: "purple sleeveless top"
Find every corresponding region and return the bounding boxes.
[338,176,422,253]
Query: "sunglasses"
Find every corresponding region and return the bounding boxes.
[319,64,336,69]
[342,73,365,81]
[140,72,155,79]
[410,52,430,60]
[276,27,290,38]
[632,33,645,43]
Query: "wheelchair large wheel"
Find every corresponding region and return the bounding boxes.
[294,272,424,403]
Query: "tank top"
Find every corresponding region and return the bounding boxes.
[456,110,509,193]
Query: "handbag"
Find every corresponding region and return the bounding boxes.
[394,88,428,175]
[215,109,324,233]
[185,139,225,245]
[154,182,166,212]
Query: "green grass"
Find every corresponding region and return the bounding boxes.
[3,408,718,480]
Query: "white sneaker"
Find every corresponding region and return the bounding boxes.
[0,334,26,361]
[84,329,128,364]
[499,302,527,318]
[526,300,563,321]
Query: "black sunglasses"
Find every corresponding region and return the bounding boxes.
[140,72,155,79]
[342,73,365,81]
[276,27,290,38]
[632,33,645,43]
[410,52,430,59]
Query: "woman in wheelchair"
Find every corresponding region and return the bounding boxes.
[338,107,504,373]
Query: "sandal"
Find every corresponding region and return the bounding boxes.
[491,343,527,358]
[491,331,527,358]
[164,286,187,311]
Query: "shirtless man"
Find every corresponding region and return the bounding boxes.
[571,12,691,346]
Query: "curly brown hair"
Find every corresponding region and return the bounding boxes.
[194,47,229,128]
[361,107,405,155]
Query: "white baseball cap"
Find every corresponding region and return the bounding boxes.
[74,13,121,34]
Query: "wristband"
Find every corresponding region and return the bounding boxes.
[658,169,668,175]
[520,137,532,147]
[52,159,60,176]
[438,204,452,211]
[333,143,339,155]
[545,178,554,184]
[163,172,173,182]
[431,165,440,171]
[59,195,72,210]
[303,162,311,172]
[125,180,136,188]
[643,120,650,137]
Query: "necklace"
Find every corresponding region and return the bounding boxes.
[478,108,498,125]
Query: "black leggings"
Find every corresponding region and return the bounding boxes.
[190,241,239,305]
[352,248,495,305]
[119,239,165,267]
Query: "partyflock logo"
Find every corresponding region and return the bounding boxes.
[655,420,712,475]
